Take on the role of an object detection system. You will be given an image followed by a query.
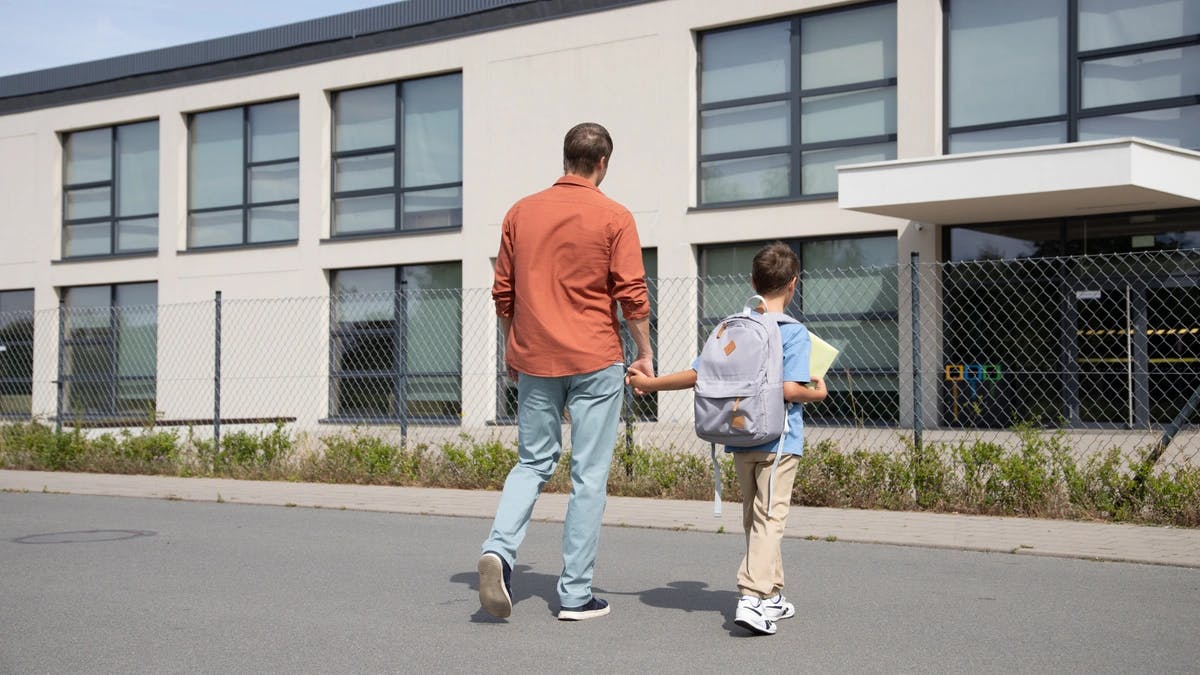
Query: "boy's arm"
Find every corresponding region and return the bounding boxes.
[626,367,697,393]
[785,377,826,403]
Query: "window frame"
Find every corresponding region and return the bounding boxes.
[61,121,159,260]
[187,98,300,250]
[0,289,35,418]
[943,0,1200,151]
[694,1,898,208]
[59,282,157,421]
[327,263,463,424]
[329,72,464,238]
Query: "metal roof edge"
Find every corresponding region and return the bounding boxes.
[0,0,658,113]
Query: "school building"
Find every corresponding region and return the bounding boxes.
[0,0,1197,454]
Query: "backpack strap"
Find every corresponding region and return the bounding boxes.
[711,443,722,517]
[763,311,799,325]
[743,295,766,315]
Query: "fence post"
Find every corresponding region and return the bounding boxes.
[397,286,409,446]
[55,296,65,434]
[911,252,922,452]
[214,290,221,451]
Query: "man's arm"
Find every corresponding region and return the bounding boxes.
[499,315,516,381]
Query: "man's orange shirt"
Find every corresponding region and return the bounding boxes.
[493,175,650,377]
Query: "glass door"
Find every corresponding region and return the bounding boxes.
[1074,284,1135,426]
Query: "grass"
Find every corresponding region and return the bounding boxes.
[0,419,1197,528]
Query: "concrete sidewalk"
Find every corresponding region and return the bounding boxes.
[3,469,1198,568]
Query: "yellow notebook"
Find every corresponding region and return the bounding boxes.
[808,332,840,382]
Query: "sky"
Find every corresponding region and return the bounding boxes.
[0,0,396,77]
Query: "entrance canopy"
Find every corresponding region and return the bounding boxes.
[837,138,1200,225]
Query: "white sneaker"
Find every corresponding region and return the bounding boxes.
[763,592,795,620]
[734,595,777,636]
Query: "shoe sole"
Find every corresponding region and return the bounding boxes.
[734,617,777,636]
[557,605,611,621]
[478,554,512,618]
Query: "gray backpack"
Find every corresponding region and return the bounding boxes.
[694,295,797,447]
[695,295,798,516]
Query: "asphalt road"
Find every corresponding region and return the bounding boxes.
[2,492,1198,674]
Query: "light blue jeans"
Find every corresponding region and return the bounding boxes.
[481,363,625,607]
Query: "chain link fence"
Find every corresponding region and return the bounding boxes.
[0,250,1196,468]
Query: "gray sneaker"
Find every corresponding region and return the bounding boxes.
[478,551,512,618]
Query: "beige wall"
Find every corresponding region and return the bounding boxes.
[0,0,940,425]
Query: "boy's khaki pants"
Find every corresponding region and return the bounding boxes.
[734,451,800,598]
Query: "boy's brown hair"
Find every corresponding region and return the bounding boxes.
[751,241,800,296]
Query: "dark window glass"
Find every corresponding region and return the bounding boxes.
[948,0,1200,151]
[698,3,897,204]
[62,121,159,258]
[189,99,299,248]
[944,208,1200,429]
[330,263,462,421]
[61,282,157,419]
[332,73,463,236]
[0,290,35,416]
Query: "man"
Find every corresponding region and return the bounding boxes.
[479,122,653,621]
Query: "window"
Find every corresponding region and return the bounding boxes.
[948,0,1200,152]
[697,2,897,205]
[699,236,899,424]
[0,290,34,416]
[330,263,462,421]
[189,99,299,248]
[944,210,1200,429]
[62,121,158,258]
[61,283,157,419]
[331,73,463,236]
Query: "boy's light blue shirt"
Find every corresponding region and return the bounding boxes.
[691,320,812,456]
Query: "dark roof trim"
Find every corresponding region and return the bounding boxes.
[0,0,658,115]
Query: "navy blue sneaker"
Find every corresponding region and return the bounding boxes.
[478,551,512,618]
[557,597,610,621]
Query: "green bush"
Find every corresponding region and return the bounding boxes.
[119,428,179,467]
[2,419,1197,528]
[438,435,518,489]
[609,444,721,499]
[213,423,294,475]
[302,431,414,484]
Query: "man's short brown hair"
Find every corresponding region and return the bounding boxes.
[563,122,613,175]
[751,242,800,296]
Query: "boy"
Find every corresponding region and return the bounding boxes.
[625,242,827,636]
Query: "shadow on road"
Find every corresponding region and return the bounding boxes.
[600,580,751,636]
[450,564,561,623]
[451,568,753,636]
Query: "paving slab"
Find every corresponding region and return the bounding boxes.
[2,469,1197,568]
